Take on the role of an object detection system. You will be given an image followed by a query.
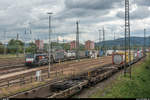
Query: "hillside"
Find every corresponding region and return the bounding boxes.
[95,37,150,47]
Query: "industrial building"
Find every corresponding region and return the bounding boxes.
[85,40,95,50]
[70,40,76,50]
[35,39,44,50]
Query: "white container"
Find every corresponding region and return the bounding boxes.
[112,54,124,65]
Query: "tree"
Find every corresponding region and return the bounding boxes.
[79,44,85,51]
[7,39,24,54]
[0,42,4,54]
[26,42,37,53]
[62,43,70,51]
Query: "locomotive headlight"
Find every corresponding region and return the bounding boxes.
[26,58,34,62]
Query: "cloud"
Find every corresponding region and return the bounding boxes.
[65,0,121,10]
[0,0,149,44]
[116,6,150,20]
[136,0,150,7]
[56,0,122,20]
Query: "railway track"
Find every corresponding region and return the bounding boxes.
[0,57,24,67]
[0,56,110,76]
[5,56,144,98]
[4,62,114,98]
[0,57,25,75]
[0,57,85,75]
[4,63,120,98]
[0,65,28,75]
[48,58,144,98]
[0,56,112,98]
[0,57,111,88]
[0,56,99,75]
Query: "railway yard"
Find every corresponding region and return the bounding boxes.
[0,53,145,98]
[0,0,149,98]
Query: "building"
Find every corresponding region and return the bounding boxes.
[85,40,95,50]
[35,39,44,50]
[70,41,76,50]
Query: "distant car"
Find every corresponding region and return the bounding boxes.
[25,54,49,67]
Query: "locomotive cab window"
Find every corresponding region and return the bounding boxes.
[26,54,34,58]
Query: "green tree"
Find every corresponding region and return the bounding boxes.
[0,42,4,54]
[62,43,70,51]
[79,44,85,51]
[7,39,24,54]
[26,42,37,53]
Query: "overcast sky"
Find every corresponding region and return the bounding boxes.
[0,0,150,44]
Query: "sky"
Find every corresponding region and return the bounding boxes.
[0,0,150,44]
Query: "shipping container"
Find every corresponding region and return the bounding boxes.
[112,54,124,65]
[99,50,104,57]
[85,50,89,57]
[112,51,134,65]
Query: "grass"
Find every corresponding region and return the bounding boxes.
[90,55,150,98]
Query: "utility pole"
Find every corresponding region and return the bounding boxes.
[29,22,33,43]
[47,12,53,78]
[149,35,150,47]
[3,30,6,55]
[63,36,65,51]
[76,21,80,61]
[114,32,116,52]
[98,30,102,51]
[16,33,19,57]
[124,0,131,79]
[144,29,146,56]
[57,36,59,44]
[102,27,105,55]
[63,37,65,43]
[114,32,115,41]
[24,29,26,56]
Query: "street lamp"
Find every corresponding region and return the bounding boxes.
[47,12,53,78]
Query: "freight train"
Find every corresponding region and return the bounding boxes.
[49,51,145,98]
[25,50,99,67]
[112,50,144,65]
[20,49,145,98]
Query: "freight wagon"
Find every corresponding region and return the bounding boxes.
[112,50,143,65]
[25,49,100,67]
